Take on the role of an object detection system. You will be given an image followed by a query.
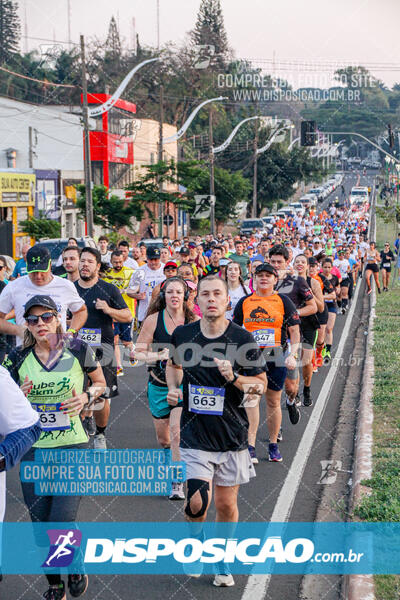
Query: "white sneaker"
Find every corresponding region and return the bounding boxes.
[93,433,107,450]
[169,482,185,500]
[213,574,235,587]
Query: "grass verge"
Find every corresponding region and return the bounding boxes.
[354,214,400,599]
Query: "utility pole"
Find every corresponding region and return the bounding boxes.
[158,84,164,237]
[252,118,259,217]
[209,107,216,237]
[80,35,94,238]
[28,126,33,169]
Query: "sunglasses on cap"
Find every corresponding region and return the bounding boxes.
[26,312,56,326]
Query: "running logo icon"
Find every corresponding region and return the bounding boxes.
[42,529,82,568]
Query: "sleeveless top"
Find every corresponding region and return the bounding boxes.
[149,310,188,387]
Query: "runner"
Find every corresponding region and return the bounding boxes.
[102,250,135,375]
[202,246,223,276]
[53,246,80,281]
[334,250,351,313]
[11,243,30,279]
[293,254,324,406]
[365,241,381,295]
[268,244,317,420]
[380,242,394,291]
[97,235,112,266]
[166,275,266,587]
[308,256,329,370]
[75,247,133,449]
[3,294,106,600]
[117,240,139,270]
[135,277,198,500]
[0,245,87,347]
[233,263,300,462]
[225,262,251,320]
[129,246,165,327]
[320,258,341,363]
[151,261,178,303]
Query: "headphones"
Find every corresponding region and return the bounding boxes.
[159,277,189,304]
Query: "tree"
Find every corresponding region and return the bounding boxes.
[0,0,20,64]
[190,0,230,68]
[76,185,139,232]
[19,213,61,240]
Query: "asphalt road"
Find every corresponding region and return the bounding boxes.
[5,172,375,600]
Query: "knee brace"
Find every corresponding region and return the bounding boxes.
[184,479,210,518]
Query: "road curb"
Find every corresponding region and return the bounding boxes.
[344,187,377,600]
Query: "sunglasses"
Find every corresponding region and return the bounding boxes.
[0,265,5,270]
[26,312,56,326]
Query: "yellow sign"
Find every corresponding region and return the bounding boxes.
[0,172,35,205]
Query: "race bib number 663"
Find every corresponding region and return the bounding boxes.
[188,385,225,415]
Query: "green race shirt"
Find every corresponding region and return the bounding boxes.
[3,341,98,448]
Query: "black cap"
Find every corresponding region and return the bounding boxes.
[26,245,51,273]
[146,246,160,259]
[179,247,189,255]
[23,294,58,318]
[254,263,278,277]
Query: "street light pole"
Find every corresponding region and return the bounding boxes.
[158,84,164,237]
[209,107,216,236]
[80,34,94,238]
[252,119,258,218]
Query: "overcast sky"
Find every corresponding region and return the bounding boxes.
[20,0,400,89]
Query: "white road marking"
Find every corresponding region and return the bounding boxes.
[241,279,362,600]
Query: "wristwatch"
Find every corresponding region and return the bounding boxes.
[230,371,239,384]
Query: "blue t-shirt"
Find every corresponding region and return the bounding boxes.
[12,259,27,278]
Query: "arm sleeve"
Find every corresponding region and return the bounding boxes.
[0,423,42,471]
[279,294,300,327]
[232,296,245,326]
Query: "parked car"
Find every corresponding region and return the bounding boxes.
[39,236,97,265]
[262,216,274,230]
[240,218,265,236]
[289,202,305,216]
[138,238,164,249]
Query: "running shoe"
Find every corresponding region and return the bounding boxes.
[268,443,282,462]
[169,482,185,500]
[93,433,107,450]
[341,307,346,315]
[323,350,331,364]
[213,574,235,587]
[377,287,381,294]
[83,416,96,436]
[248,445,258,464]
[367,289,372,295]
[295,393,301,407]
[68,574,88,598]
[117,366,124,376]
[286,399,301,425]
[303,387,313,407]
[43,583,66,600]
[277,428,283,442]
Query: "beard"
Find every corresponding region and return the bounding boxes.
[80,272,96,281]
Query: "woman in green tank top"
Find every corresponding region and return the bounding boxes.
[3,294,105,600]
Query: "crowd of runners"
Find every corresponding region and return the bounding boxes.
[0,177,396,597]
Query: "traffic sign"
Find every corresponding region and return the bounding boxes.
[163,214,174,226]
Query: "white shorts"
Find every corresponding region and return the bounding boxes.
[179,447,256,487]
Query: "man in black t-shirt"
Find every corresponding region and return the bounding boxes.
[269,244,317,419]
[166,275,266,588]
[75,247,132,449]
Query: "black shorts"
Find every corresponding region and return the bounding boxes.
[300,324,318,348]
[317,305,329,325]
[366,263,379,273]
[380,264,391,272]
[341,277,351,288]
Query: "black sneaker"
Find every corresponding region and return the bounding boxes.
[377,287,381,294]
[43,582,66,600]
[83,416,96,436]
[286,399,301,424]
[68,574,88,598]
[303,387,313,407]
